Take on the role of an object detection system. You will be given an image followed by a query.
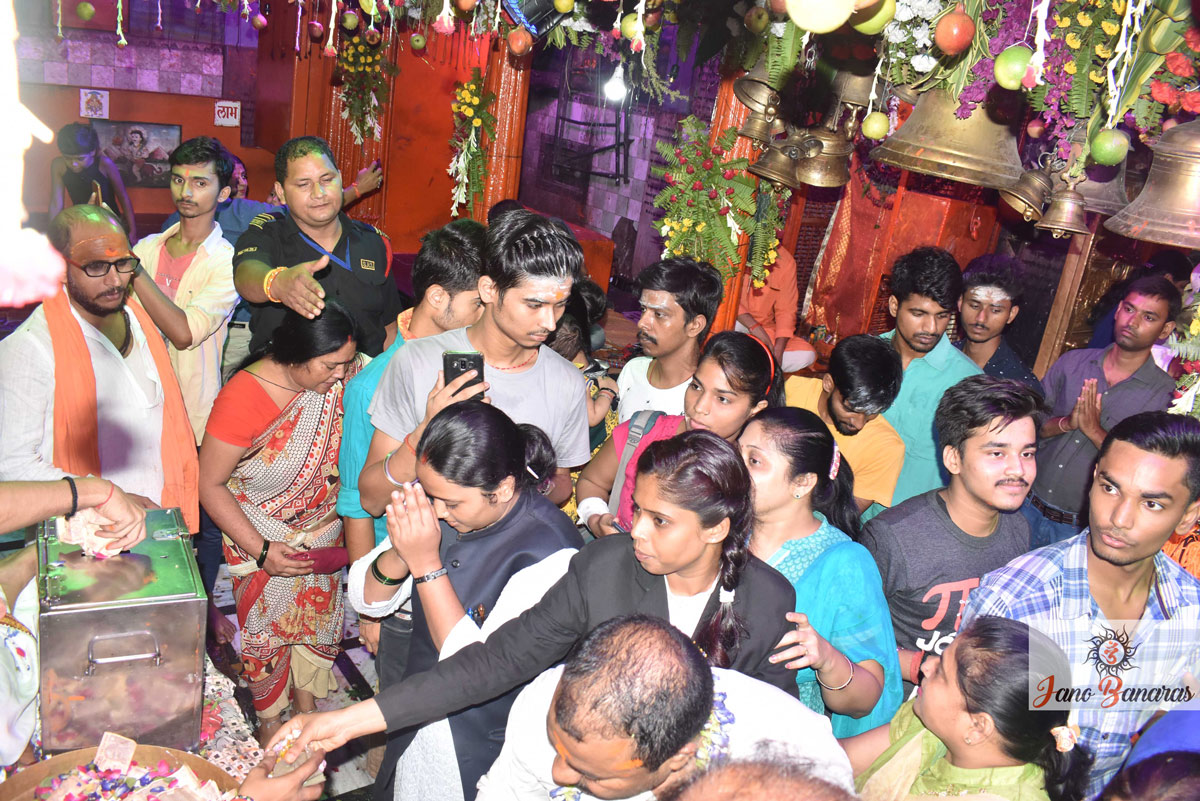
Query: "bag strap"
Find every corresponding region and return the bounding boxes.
[609,410,663,517]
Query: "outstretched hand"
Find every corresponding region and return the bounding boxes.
[273,257,328,318]
[770,611,836,672]
[238,748,326,801]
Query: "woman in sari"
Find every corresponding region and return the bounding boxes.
[199,303,364,744]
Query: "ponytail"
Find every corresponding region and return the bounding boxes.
[417,401,557,495]
[635,430,754,668]
[751,407,863,539]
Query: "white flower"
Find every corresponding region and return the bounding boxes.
[884,21,909,42]
[893,2,915,22]
[911,22,931,48]
[911,53,939,72]
[912,0,943,18]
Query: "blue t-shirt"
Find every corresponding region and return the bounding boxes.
[337,333,405,544]
[764,515,903,737]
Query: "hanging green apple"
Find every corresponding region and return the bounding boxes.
[553,0,574,11]
[341,10,359,29]
[849,0,895,35]
[785,0,854,35]
[744,6,769,34]
[75,1,95,20]
[861,111,889,140]
[1090,129,1130,166]
[993,45,1032,90]
[410,31,426,49]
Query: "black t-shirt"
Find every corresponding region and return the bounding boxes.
[859,489,1030,697]
[233,211,402,356]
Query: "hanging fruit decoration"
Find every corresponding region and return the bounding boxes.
[849,0,894,35]
[308,19,325,40]
[768,0,787,14]
[744,6,769,34]
[784,0,854,35]
[553,0,574,11]
[250,11,268,29]
[341,9,359,29]
[861,111,890,139]
[507,26,532,55]
[410,31,426,50]
[933,2,975,56]
[1090,129,1130,166]
[364,24,381,44]
[993,45,1032,90]
[454,0,476,11]
[75,1,95,20]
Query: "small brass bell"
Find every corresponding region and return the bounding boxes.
[829,64,876,109]
[1105,120,1200,248]
[739,109,776,145]
[1035,179,1090,239]
[794,116,854,188]
[734,59,781,145]
[1000,167,1054,222]
[1058,124,1132,215]
[749,128,824,190]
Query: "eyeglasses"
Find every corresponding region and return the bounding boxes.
[67,257,140,278]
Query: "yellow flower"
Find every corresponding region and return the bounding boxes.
[352,35,361,43]
[472,95,481,104]
[1089,69,1105,83]
[1101,20,1119,34]
[1095,43,1112,58]
[673,248,684,256]
[1076,11,1092,25]
[451,103,460,113]
[463,106,474,117]
[1191,316,1200,337]
[357,45,365,52]
[1064,60,1078,74]
[1112,0,1125,11]
[751,279,765,289]
[467,83,476,91]
[1065,32,1082,49]
[1054,13,1070,27]
[472,117,482,127]
[766,250,777,262]
[695,222,706,232]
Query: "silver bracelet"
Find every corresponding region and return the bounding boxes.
[382,449,405,488]
[815,654,855,691]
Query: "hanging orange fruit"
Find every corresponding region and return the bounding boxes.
[934,3,975,55]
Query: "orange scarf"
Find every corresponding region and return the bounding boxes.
[44,288,199,532]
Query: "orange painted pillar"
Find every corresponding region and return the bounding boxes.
[472,41,533,223]
[707,73,754,335]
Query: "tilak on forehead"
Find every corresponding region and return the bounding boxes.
[966,285,1013,305]
[525,277,573,302]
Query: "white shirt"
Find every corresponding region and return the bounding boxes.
[616,357,689,424]
[665,577,718,640]
[476,666,855,801]
[0,579,38,770]
[0,304,166,503]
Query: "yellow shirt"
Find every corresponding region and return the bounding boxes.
[785,376,905,508]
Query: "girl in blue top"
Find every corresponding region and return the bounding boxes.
[740,407,903,737]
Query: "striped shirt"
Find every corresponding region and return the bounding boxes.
[961,532,1200,799]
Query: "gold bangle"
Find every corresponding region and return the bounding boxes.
[263,267,285,303]
[815,653,855,691]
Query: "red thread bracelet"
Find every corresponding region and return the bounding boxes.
[99,481,115,508]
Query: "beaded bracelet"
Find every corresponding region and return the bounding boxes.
[370,553,405,586]
[263,267,285,303]
[63,476,78,518]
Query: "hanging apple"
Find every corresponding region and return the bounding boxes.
[849,0,895,35]
[341,10,360,29]
[934,3,975,56]
[364,25,381,44]
[250,12,268,29]
[785,0,854,34]
[993,45,1032,90]
[308,19,325,40]
[1026,118,1046,138]
[75,1,95,20]
[744,7,769,34]
[507,26,532,55]
[410,31,426,49]
[620,12,643,39]
[1090,129,1130,166]
[644,9,662,29]
[861,111,889,140]
[769,0,787,13]
[454,0,476,11]
[553,0,573,11]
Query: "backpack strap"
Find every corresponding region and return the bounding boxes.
[609,410,663,518]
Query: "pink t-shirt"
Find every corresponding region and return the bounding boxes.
[153,243,196,302]
[611,413,685,529]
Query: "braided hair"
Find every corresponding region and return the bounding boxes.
[635,430,754,667]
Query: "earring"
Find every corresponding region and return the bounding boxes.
[964,737,973,745]
[793,492,804,499]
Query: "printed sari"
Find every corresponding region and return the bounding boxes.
[220,364,358,716]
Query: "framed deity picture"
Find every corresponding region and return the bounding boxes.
[79,89,109,119]
[91,120,182,189]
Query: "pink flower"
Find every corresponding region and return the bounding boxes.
[432,13,455,35]
[323,45,338,57]
[1165,52,1196,78]
[1150,79,1179,105]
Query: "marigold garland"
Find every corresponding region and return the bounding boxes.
[448,68,496,218]
[337,33,398,145]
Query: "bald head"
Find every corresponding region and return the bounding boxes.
[668,757,856,801]
[48,204,126,258]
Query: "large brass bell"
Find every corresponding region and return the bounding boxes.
[1000,167,1054,222]
[734,60,781,145]
[749,128,824,190]
[1058,125,1132,215]
[1105,120,1200,248]
[869,88,1024,189]
[1035,177,1090,239]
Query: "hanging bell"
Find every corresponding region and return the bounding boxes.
[1055,124,1132,215]
[869,88,1024,189]
[749,128,824,190]
[1035,181,1090,239]
[999,167,1054,222]
[829,64,876,109]
[734,59,781,145]
[1105,120,1200,248]
[794,120,854,188]
[739,109,777,145]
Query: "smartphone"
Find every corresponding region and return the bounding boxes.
[582,359,608,381]
[443,350,484,389]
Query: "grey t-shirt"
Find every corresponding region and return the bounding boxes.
[859,489,1030,696]
[368,327,591,468]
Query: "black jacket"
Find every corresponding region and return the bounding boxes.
[373,533,799,733]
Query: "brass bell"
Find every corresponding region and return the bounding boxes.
[869,88,1025,189]
[1056,124,1131,215]
[794,121,854,188]
[1035,181,1090,239]
[739,109,776,145]
[829,64,876,109]
[749,128,824,190]
[734,59,781,145]
[1000,167,1054,222]
[1105,120,1200,248]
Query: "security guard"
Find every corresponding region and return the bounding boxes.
[233,136,402,357]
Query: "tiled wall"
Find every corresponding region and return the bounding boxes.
[17,29,225,97]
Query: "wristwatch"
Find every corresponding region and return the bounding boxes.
[413,567,448,584]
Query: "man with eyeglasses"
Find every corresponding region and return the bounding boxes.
[0,205,200,536]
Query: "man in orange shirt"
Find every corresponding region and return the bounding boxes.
[736,249,815,372]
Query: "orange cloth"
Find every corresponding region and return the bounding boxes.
[44,288,200,532]
[738,249,799,341]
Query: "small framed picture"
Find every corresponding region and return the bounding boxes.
[79,89,109,119]
[92,120,182,189]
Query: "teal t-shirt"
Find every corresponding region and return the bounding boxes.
[880,331,981,505]
[337,333,405,545]
[764,515,903,737]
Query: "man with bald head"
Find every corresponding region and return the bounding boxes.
[475,615,852,801]
[0,205,199,533]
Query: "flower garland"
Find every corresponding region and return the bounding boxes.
[953,0,1033,118]
[448,68,496,218]
[337,32,399,145]
[881,0,947,85]
[1136,27,1200,134]
[652,116,787,286]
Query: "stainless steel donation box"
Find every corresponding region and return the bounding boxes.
[37,508,206,752]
